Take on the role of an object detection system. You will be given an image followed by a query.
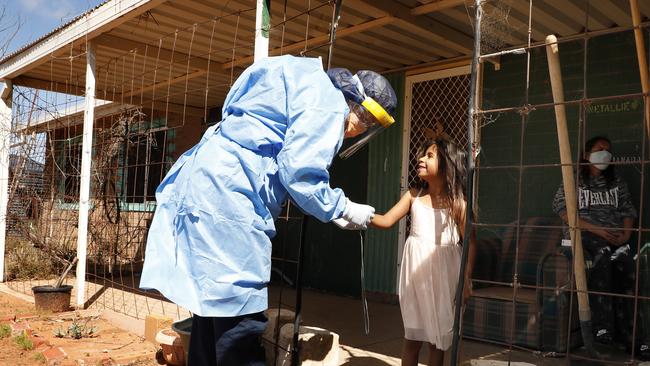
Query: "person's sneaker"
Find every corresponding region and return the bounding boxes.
[637,344,650,361]
[595,329,613,345]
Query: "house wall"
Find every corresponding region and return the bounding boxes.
[270,136,370,297]
[166,114,205,160]
[365,72,405,296]
[32,108,202,271]
[29,200,153,265]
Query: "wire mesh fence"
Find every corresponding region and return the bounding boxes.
[3,0,650,365]
[463,1,650,364]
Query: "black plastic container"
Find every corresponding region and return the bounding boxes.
[32,285,73,312]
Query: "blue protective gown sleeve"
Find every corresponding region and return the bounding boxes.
[276,58,348,223]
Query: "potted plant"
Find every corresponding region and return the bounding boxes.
[32,258,77,312]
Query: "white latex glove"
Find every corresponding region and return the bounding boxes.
[341,198,375,229]
[332,217,363,230]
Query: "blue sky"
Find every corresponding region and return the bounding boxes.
[2,0,105,55]
[0,0,106,161]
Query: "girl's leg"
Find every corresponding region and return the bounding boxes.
[402,339,423,366]
[427,344,444,366]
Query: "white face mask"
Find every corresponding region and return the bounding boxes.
[588,150,612,170]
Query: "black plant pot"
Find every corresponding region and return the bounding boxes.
[32,285,73,312]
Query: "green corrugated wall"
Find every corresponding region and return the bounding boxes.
[365,72,405,294]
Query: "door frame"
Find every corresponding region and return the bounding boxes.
[397,65,471,287]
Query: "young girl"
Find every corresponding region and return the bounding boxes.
[372,138,475,366]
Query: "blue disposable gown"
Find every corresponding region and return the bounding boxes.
[139,56,349,317]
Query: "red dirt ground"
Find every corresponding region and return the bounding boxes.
[0,292,161,366]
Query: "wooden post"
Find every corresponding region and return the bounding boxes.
[545,35,597,356]
[630,0,650,147]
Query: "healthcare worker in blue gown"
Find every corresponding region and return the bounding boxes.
[140,54,397,366]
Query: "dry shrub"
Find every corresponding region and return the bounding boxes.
[4,238,59,280]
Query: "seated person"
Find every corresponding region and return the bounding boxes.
[552,136,647,359]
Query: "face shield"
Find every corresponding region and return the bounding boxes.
[339,98,395,159]
[328,69,397,159]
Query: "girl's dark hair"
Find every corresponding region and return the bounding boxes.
[580,135,615,186]
[414,138,468,237]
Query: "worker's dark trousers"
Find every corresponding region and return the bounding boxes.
[188,312,267,366]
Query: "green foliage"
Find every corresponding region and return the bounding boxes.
[0,324,11,339]
[33,352,46,363]
[14,332,33,350]
[54,316,97,339]
[53,327,65,338]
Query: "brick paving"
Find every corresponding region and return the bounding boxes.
[42,346,67,364]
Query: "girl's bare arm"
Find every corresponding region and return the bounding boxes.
[370,189,413,229]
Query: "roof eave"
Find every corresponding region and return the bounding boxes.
[0,0,168,81]
[18,101,136,134]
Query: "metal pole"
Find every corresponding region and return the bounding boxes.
[0,81,12,282]
[290,213,308,366]
[326,0,344,70]
[450,0,482,364]
[76,41,96,308]
[254,0,270,62]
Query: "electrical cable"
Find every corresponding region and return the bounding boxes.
[359,230,370,335]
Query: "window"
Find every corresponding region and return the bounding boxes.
[118,118,175,208]
[56,135,83,203]
[54,117,175,211]
[122,129,170,203]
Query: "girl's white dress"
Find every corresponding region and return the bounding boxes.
[399,193,462,350]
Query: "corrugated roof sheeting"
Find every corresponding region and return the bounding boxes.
[5,0,650,126]
[4,1,650,150]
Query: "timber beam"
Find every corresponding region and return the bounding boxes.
[13,75,206,117]
[94,34,227,73]
[346,0,473,55]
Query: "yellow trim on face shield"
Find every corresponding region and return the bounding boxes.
[361,97,395,128]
